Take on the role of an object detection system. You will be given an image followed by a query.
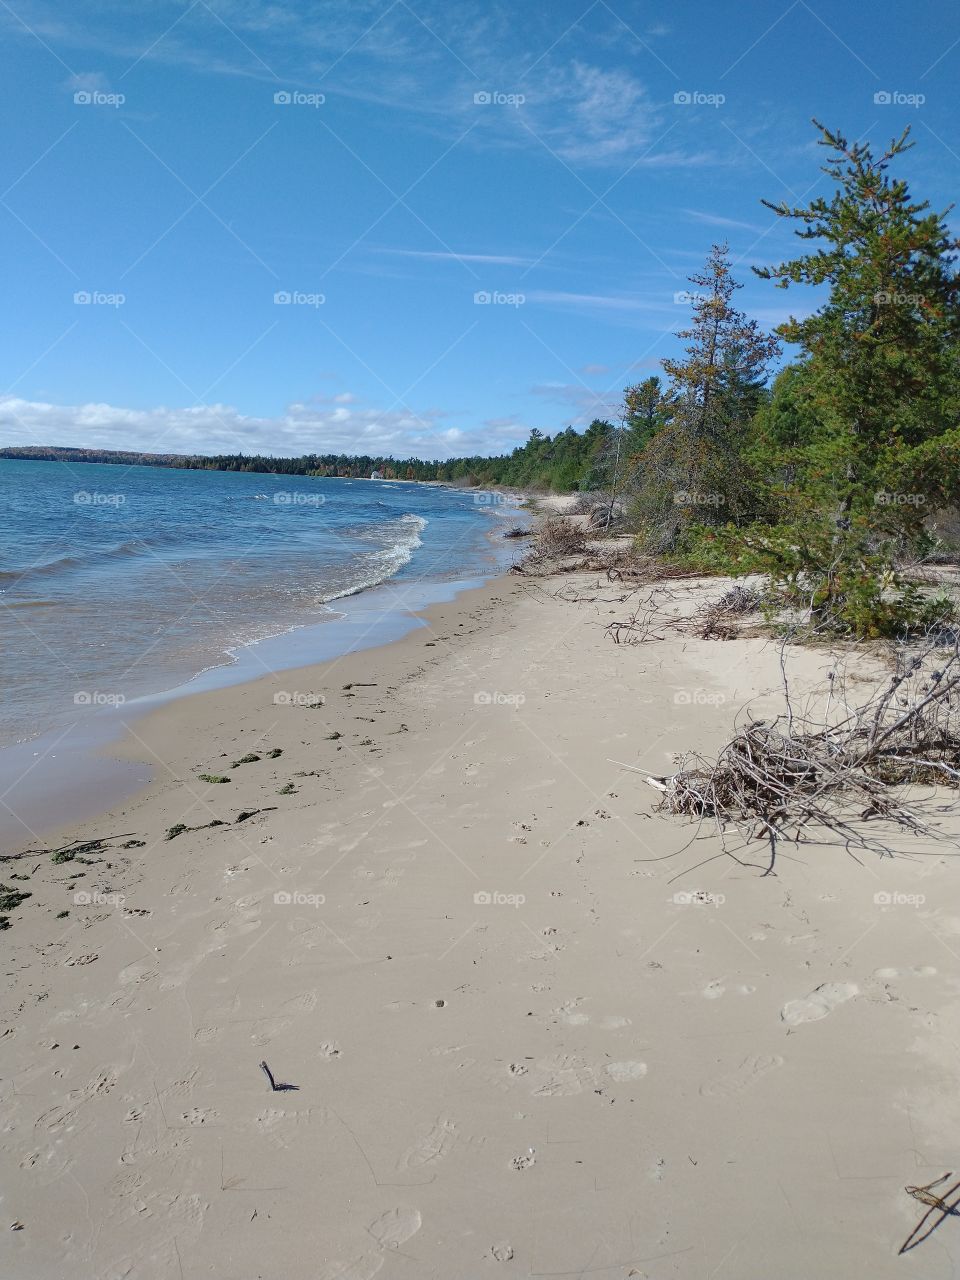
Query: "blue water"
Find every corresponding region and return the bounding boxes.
[0,459,517,749]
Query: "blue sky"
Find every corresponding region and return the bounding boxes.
[1,0,957,459]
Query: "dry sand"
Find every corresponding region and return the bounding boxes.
[2,569,960,1278]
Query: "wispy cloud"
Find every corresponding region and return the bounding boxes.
[682,208,769,233]
[375,248,535,266]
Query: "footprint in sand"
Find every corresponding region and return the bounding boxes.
[281,990,318,1015]
[700,1054,784,1098]
[397,1117,457,1170]
[318,1256,384,1280]
[781,982,858,1026]
[368,1206,422,1249]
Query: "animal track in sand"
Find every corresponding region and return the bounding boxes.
[318,1041,341,1059]
[180,1106,217,1125]
[781,982,859,1026]
[397,1117,457,1170]
[512,1148,536,1170]
[700,1054,784,1098]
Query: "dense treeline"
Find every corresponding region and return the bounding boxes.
[0,429,616,490]
[6,122,959,635]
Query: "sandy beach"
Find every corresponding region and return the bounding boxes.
[3,566,959,1278]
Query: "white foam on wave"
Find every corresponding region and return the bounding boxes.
[318,513,428,604]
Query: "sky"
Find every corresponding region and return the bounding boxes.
[1,0,958,460]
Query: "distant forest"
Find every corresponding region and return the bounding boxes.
[0,423,614,492]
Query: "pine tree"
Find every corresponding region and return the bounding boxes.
[631,244,780,550]
[745,120,960,633]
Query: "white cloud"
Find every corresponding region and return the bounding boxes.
[375,248,535,266]
[0,394,527,459]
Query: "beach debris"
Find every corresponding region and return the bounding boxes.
[899,1172,960,1254]
[266,748,283,758]
[277,783,296,795]
[0,886,31,912]
[502,527,530,539]
[259,1059,299,1092]
[326,732,342,740]
[235,807,277,824]
[231,753,261,767]
[198,773,231,784]
[639,630,960,860]
[165,824,188,841]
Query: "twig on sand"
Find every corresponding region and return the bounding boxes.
[259,1059,299,1092]
[899,1173,960,1254]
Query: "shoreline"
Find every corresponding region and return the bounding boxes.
[3,564,958,1277]
[0,495,529,847]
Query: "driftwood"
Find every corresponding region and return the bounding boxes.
[643,631,960,860]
